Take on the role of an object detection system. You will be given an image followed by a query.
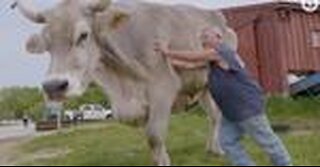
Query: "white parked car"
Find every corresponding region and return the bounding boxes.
[79,104,112,121]
[64,110,76,121]
[63,104,112,121]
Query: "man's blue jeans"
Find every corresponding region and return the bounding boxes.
[219,114,292,166]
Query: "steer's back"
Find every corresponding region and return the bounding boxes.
[128,3,234,108]
[96,2,236,110]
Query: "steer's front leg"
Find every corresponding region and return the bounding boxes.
[145,83,178,166]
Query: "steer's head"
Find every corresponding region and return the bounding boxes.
[15,0,111,100]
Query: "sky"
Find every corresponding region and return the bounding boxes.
[0,0,275,88]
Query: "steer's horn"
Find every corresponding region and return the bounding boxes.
[86,0,111,13]
[12,0,47,24]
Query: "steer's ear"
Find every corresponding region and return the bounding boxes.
[26,34,47,54]
[109,11,130,29]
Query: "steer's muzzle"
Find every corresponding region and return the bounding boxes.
[42,79,69,98]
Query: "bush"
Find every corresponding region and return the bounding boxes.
[64,83,110,110]
[0,87,43,120]
[0,84,109,121]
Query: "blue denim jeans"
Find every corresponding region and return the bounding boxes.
[219,114,292,166]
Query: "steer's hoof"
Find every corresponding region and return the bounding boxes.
[206,147,225,157]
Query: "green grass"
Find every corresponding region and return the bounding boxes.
[267,96,320,121]
[16,110,320,166]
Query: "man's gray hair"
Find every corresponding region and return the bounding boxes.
[201,26,224,38]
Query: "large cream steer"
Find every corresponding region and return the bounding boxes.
[14,0,237,165]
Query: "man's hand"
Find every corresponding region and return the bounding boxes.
[207,50,230,71]
[216,59,230,71]
[154,41,168,55]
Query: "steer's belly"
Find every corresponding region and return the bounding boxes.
[172,69,209,112]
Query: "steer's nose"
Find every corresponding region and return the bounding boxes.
[42,79,69,95]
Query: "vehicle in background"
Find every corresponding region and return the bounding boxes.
[288,72,320,97]
[64,104,112,121]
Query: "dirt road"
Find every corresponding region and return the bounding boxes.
[0,122,36,165]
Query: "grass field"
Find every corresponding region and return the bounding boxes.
[14,97,320,166]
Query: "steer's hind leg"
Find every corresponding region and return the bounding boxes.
[200,90,224,156]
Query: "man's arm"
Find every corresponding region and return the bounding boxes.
[164,49,220,62]
[170,59,207,69]
[154,42,220,62]
[154,42,229,70]
[166,50,230,70]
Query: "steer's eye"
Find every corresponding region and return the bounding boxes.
[76,32,89,46]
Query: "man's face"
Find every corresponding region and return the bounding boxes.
[200,28,222,48]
